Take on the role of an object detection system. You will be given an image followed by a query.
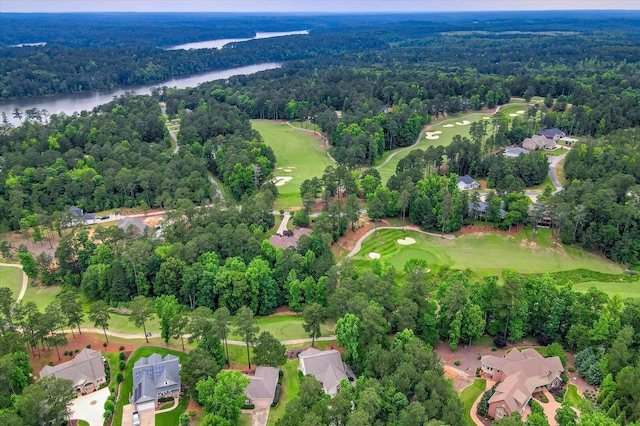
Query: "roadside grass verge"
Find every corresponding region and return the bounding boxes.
[461,379,486,426]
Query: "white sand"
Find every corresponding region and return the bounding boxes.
[397,237,417,246]
[443,124,455,128]
[271,176,293,187]
[509,113,518,117]
[433,130,442,134]
[483,116,491,120]
[516,110,525,114]
[287,166,296,168]
[276,167,284,169]
[368,252,381,259]
[455,120,471,125]
[284,169,292,172]
[425,132,440,140]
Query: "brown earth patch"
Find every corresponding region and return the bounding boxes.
[457,224,522,237]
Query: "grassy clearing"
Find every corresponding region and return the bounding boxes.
[572,280,640,299]
[156,396,190,426]
[81,309,162,335]
[565,384,582,408]
[351,228,624,277]
[252,120,334,209]
[461,379,486,426]
[267,358,300,426]
[113,346,186,426]
[228,315,334,342]
[0,264,23,300]
[289,121,321,132]
[22,284,61,309]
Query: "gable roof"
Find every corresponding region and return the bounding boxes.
[40,348,105,388]
[457,175,476,185]
[299,348,347,392]
[132,353,181,405]
[245,366,279,401]
[69,206,83,217]
[504,147,530,157]
[538,128,564,138]
[483,350,564,413]
[117,217,150,234]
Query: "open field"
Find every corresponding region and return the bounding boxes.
[351,228,624,277]
[572,280,640,300]
[228,314,334,342]
[461,379,486,426]
[252,120,334,209]
[267,358,300,426]
[0,264,23,299]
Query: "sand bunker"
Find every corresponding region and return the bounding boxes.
[455,120,471,125]
[284,169,292,172]
[483,116,491,120]
[276,167,284,170]
[433,130,442,134]
[397,237,417,245]
[509,113,518,117]
[443,124,455,128]
[271,176,293,187]
[425,132,440,140]
[516,110,525,114]
[368,252,381,259]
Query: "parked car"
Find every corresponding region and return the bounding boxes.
[98,215,110,220]
[132,411,140,426]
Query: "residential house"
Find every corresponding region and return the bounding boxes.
[457,175,480,191]
[117,217,151,237]
[131,353,181,411]
[538,128,566,141]
[39,348,106,395]
[503,147,530,158]
[268,227,312,249]
[244,366,280,408]
[298,348,349,396]
[468,201,507,221]
[69,205,96,222]
[522,135,556,151]
[480,349,564,419]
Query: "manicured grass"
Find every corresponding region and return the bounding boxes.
[565,384,582,408]
[267,358,300,426]
[228,315,334,342]
[0,264,23,300]
[239,413,253,426]
[252,120,334,209]
[461,379,486,426]
[78,421,90,426]
[351,228,624,277]
[22,284,61,309]
[113,346,186,426]
[81,308,162,335]
[572,280,640,299]
[156,396,190,426]
[103,352,121,387]
[498,103,535,117]
[289,121,321,132]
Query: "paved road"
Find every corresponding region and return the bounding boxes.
[548,149,570,193]
[159,102,179,154]
[1,262,27,303]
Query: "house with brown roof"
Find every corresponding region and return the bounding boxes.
[522,135,556,151]
[39,348,106,395]
[244,366,280,408]
[480,348,564,419]
[298,348,349,396]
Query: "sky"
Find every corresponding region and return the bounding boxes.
[2,0,639,13]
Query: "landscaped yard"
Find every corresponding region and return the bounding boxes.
[565,384,582,408]
[460,379,486,426]
[267,358,300,426]
[239,413,253,426]
[351,228,625,278]
[251,119,334,209]
[0,264,23,300]
[156,396,190,426]
[112,346,187,426]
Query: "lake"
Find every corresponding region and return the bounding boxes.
[166,30,309,50]
[0,63,281,126]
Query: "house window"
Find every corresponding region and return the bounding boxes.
[155,365,164,376]
[135,370,141,379]
[147,367,153,376]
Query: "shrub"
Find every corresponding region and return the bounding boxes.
[292,210,310,227]
[243,404,255,409]
[298,370,304,378]
[271,384,281,407]
[158,396,174,402]
[108,395,116,402]
[539,395,549,403]
[188,411,197,417]
[491,347,497,352]
[104,400,115,412]
[119,352,126,361]
[568,366,575,372]
[74,349,79,353]
[119,345,125,351]
[63,350,70,356]
[119,361,126,371]
[116,372,123,383]
[454,360,461,366]
[493,335,507,348]
[477,355,482,360]
[48,361,54,366]
[179,413,191,426]
[103,342,108,348]
[477,383,499,417]
[103,410,113,419]
[86,344,91,349]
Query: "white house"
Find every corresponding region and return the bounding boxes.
[457,175,480,191]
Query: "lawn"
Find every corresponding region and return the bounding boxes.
[252,119,334,209]
[228,315,334,342]
[156,396,190,426]
[350,228,624,277]
[239,413,253,426]
[572,280,640,299]
[21,284,61,309]
[81,308,162,335]
[460,379,486,426]
[289,121,321,132]
[113,346,187,426]
[267,358,300,426]
[0,264,23,300]
[565,384,582,408]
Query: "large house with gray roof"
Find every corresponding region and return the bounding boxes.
[298,348,349,396]
[244,366,280,408]
[39,348,106,395]
[480,349,564,419]
[131,353,181,411]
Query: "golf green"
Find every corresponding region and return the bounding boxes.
[252,120,334,209]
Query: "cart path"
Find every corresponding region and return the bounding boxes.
[1,262,28,303]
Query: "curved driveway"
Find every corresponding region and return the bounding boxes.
[1,262,27,303]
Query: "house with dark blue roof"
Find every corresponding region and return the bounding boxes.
[537,128,565,141]
[457,175,480,191]
[131,353,181,411]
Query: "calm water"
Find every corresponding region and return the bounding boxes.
[0,63,281,126]
[166,30,309,50]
